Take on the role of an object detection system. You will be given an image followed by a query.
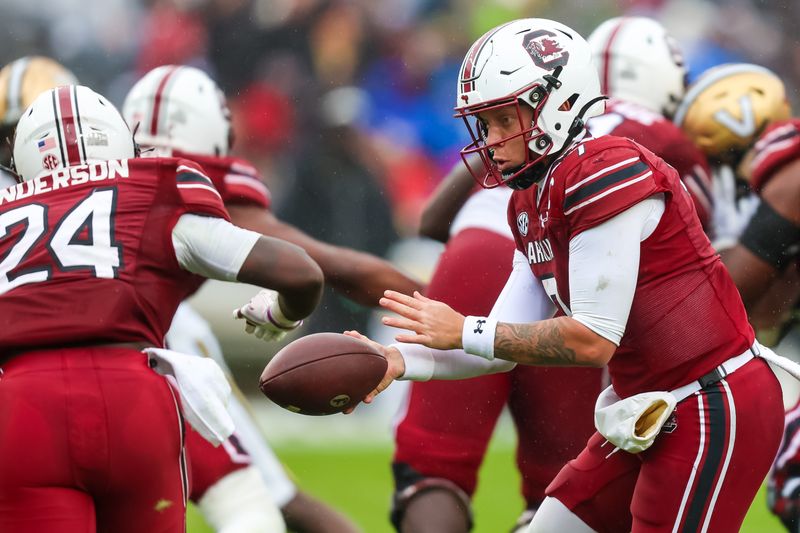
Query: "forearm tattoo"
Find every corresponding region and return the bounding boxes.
[495,321,578,365]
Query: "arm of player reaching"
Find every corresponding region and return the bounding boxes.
[356,196,664,402]
[418,155,479,242]
[172,213,323,321]
[226,204,423,307]
[341,252,547,405]
[721,158,800,310]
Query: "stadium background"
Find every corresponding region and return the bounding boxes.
[3,0,799,530]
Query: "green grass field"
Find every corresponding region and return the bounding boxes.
[186,436,785,532]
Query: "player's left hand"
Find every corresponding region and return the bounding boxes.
[233,289,302,342]
[379,290,465,350]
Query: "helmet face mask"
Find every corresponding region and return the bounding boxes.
[456,81,554,188]
[455,19,604,189]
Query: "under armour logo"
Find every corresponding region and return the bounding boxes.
[474,319,486,334]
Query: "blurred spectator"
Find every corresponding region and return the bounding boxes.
[276,87,400,334]
[136,0,209,74]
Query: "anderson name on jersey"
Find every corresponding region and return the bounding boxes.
[507,135,753,397]
[0,157,229,352]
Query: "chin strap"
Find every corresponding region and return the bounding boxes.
[567,95,608,138]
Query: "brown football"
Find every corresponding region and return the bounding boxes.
[259,332,387,415]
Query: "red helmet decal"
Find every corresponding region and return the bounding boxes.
[522,30,569,70]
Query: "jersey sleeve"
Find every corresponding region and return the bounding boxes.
[173,158,231,221]
[749,120,800,192]
[561,144,662,238]
[222,158,272,209]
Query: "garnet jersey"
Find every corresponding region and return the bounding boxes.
[507,135,753,398]
[588,99,713,230]
[0,157,229,352]
[173,150,271,209]
[749,118,800,193]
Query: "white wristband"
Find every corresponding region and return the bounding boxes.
[462,316,497,360]
[269,298,302,330]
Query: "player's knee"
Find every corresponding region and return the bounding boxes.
[391,463,472,533]
[197,466,286,533]
[527,497,596,533]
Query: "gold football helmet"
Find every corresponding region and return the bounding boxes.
[0,56,78,128]
[674,63,790,164]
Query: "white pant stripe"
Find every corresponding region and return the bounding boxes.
[701,379,736,532]
[672,394,705,533]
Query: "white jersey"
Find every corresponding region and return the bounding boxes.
[450,186,514,239]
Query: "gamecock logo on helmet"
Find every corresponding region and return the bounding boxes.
[522,30,569,70]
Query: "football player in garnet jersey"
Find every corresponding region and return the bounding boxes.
[343,18,785,532]
[0,85,323,532]
[0,56,78,188]
[675,63,800,532]
[390,17,714,533]
[123,65,416,533]
[586,17,713,231]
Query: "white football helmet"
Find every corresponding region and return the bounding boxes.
[455,18,605,188]
[588,17,686,119]
[13,85,135,181]
[123,65,231,157]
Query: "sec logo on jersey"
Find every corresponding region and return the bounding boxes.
[517,212,529,236]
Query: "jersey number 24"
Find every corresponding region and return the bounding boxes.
[0,188,121,295]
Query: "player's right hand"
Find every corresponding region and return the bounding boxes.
[342,330,405,413]
[233,289,302,342]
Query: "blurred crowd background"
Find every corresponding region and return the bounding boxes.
[2,0,800,396]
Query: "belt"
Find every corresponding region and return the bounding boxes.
[671,343,760,403]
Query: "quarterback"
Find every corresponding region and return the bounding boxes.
[390,16,716,533]
[348,18,784,532]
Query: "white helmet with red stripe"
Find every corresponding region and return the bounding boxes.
[12,85,135,181]
[122,65,231,157]
[588,17,686,118]
[455,18,605,188]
